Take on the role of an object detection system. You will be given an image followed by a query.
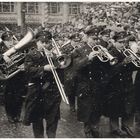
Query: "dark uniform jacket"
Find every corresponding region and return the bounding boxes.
[64,55,77,96]
[0,39,27,97]
[133,69,140,112]
[64,42,92,97]
[23,44,61,125]
[75,41,136,122]
[74,43,110,122]
[5,71,27,95]
[102,48,137,118]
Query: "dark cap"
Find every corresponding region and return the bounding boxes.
[1,31,13,40]
[99,29,111,36]
[115,31,127,42]
[69,32,81,41]
[84,26,100,36]
[36,30,52,41]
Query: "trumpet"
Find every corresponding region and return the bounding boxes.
[88,43,118,65]
[123,48,140,67]
[51,38,71,69]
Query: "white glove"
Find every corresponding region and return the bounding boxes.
[44,64,56,72]
[46,52,53,58]
[18,65,25,71]
[88,51,98,61]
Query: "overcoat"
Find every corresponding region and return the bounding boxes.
[23,45,61,125]
[102,48,136,118]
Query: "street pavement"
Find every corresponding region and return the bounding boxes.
[0,101,140,138]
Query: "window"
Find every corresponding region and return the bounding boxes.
[0,2,15,13]
[48,3,61,14]
[24,2,39,14]
[69,3,80,15]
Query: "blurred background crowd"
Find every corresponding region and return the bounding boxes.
[0,2,140,43]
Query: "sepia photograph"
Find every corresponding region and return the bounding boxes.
[0,1,140,138]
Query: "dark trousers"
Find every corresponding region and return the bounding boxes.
[110,115,135,137]
[32,116,59,138]
[68,93,76,109]
[84,112,101,138]
[4,91,23,120]
[110,117,120,132]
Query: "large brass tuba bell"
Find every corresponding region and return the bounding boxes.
[0,28,34,79]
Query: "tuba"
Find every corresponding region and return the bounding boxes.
[0,28,34,79]
[88,44,118,65]
[123,48,140,67]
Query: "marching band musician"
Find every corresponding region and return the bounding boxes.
[1,31,16,48]
[93,29,138,138]
[73,26,137,138]
[72,27,108,138]
[62,33,79,112]
[23,30,62,138]
[103,33,138,138]
[64,52,77,112]
[63,30,90,113]
[73,27,118,138]
[89,29,125,138]
[0,31,27,123]
[64,28,100,113]
[73,46,102,138]
[131,35,140,129]
[4,72,27,123]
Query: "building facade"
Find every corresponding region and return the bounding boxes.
[0,2,85,26]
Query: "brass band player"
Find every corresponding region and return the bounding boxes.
[0,31,27,123]
[23,30,62,138]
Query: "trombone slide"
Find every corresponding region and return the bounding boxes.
[43,46,69,104]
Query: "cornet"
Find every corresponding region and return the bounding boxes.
[123,48,140,67]
[88,44,118,65]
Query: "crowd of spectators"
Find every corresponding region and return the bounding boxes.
[42,2,140,46]
[0,2,140,45]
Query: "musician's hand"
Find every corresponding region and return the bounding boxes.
[88,51,98,61]
[101,47,108,52]
[44,64,56,71]
[18,65,25,71]
[46,52,53,58]
[123,56,133,64]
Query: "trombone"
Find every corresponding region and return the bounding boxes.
[51,38,71,69]
[42,45,69,105]
[88,43,118,65]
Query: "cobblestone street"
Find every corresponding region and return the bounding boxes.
[0,101,140,138]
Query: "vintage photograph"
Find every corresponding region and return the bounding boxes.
[0,1,140,138]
